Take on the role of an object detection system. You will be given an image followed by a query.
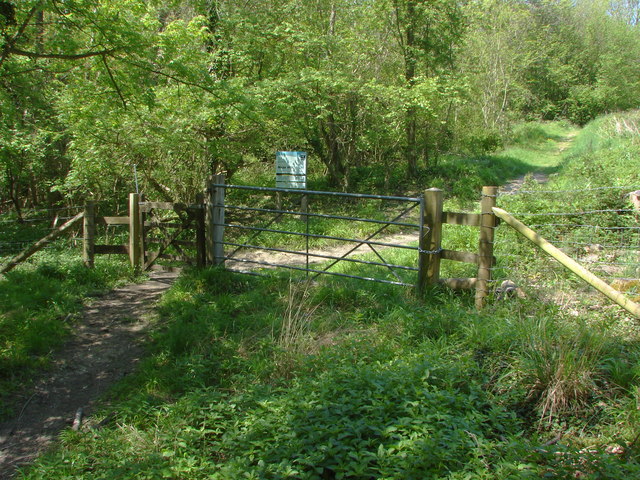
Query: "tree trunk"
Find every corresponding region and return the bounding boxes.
[404,0,419,177]
[320,115,348,189]
[6,168,24,223]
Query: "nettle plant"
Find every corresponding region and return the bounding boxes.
[186,353,518,479]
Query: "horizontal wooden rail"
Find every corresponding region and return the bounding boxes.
[139,201,202,212]
[100,216,129,226]
[441,249,479,264]
[95,244,129,255]
[440,250,497,265]
[443,212,481,227]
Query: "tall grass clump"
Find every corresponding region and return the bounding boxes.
[275,280,320,354]
[518,320,607,422]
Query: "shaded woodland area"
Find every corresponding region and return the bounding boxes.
[1,0,640,213]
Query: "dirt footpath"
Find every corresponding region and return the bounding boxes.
[0,271,178,479]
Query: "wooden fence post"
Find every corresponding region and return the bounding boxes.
[195,192,206,268]
[418,188,443,294]
[83,201,95,268]
[139,193,147,266]
[129,193,142,272]
[475,186,497,309]
[206,174,226,266]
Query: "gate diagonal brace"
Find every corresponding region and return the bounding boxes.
[227,211,285,260]
[366,243,404,283]
[311,202,419,281]
[144,218,193,270]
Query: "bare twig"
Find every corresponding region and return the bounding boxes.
[102,54,127,109]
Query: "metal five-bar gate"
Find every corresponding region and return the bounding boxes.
[205,175,498,308]
[219,183,422,287]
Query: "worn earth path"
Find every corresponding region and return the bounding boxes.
[0,271,178,479]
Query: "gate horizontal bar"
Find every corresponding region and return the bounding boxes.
[223,241,418,271]
[223,223,419,250]
[224,256,415,287]
[100,216,129,226]
[214,184,421,202]
[225,204,420,228]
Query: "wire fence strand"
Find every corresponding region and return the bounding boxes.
[492,184,640,308]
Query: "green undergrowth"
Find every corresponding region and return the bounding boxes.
[6,114,640,478]
[0,244,141,418]
[224,120,579,256]
[20,267,640,479]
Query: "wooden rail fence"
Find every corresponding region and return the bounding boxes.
[3,177,497,308]
[83,192,216,273]
[417,186,497,309]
